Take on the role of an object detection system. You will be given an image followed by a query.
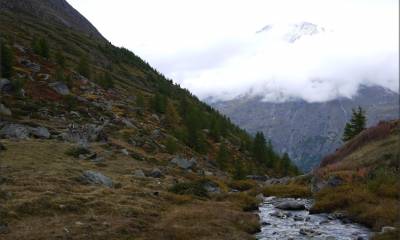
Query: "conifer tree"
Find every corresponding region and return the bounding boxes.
[165,100,180,127]
[342,106,367,142]
[0,40,14,78]
[216,143,230,170]
[77,55,90,78]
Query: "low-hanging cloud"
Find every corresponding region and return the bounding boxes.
[166,22,399,103]
[67,0,399,103]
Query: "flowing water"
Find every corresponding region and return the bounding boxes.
[256,197,371,240]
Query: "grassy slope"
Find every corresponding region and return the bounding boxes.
[311,121,400,238]
[0,139,261,240]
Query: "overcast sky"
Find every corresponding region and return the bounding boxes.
[67,0,399,102]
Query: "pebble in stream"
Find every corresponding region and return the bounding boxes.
[256,197,371,240]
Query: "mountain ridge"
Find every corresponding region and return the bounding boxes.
[0,0,104,40]
[212,84,399,171]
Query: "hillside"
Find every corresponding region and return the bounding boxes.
[0,0,301,239]
[211,85,399,171]
[311,120,400,239]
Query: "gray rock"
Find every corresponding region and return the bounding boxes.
[49,82,70,95]
[148,168,162,178]
[275,200,305,211]
[325,236,336,240]
[80,170,113,187]
[294,215,304,221]
[299,228,320,236]
[246,175,269,181]
[0,124,30,139]
[0,223,10,234]
[121,149,129,156]
[30,126,50,139]
[61,124,107,144]
[0,79,12,93]
[133,170,145,178]
[171,156,197,170]
[381,226,396,233]
[121,118,136,129]
[270,210,290,219]
[0,104,11,116]
[203,181,221,193]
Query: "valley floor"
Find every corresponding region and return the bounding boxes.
[0,139,260,240]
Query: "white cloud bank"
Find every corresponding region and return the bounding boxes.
[68,0,399,102]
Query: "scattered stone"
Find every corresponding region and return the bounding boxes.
[0,223,10,234]
[0,104,11,116]
[203,181,221,193]
[381,226,396,233]
[246,175,269,181]
[265,177,291,185]
[121,149,129,156]
[170,156,197,170]
[30,126,50,139]
[49,82,70,95]
[204,171,213,176]
[325,236,336,240]
[61,124,107,144]
[0,143,6,151]
[80,170,113,187]
[275,200,305,211]
[299,228,320,237]
[256,193,264,201]
[121,118,136,129]
[319,220,329,225]
[261,222,271,226]
[0,79,12,93]
[148,168,162,178]
[133,170,145,178]
[270,210,290,219]
[294,215,304,221]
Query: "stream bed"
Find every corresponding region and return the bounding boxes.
[256,197,371,240]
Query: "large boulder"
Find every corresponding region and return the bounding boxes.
[80,171,113,187]
[0,124,51,140]
[30,126,50,139]
[0,124,30,139]
[275,200,305,211]
[49,82,70,95]
[171,156,197,170]
[61,124,107,144]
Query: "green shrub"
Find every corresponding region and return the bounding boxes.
[65,147,90,158]
[169,180,208,198]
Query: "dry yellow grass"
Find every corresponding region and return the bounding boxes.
[0,139,261,239]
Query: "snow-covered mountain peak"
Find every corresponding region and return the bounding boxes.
[257,21,327,43]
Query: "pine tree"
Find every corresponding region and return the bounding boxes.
[0,40,14,78]
[136,92,145,109]
[39,38,49,59]
[216,143,230,170]
[233,159,246,180]
[97,72,114,89]
[77,55,90,78]
[152,93,167,114]
[253,132,267,164]
[342,106,367,142]
[165,100,180,127]
[55,50,66,68]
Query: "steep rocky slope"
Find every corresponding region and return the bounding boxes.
[0,0,104,40]
[0,0,300,239]
[212,85,399,171]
